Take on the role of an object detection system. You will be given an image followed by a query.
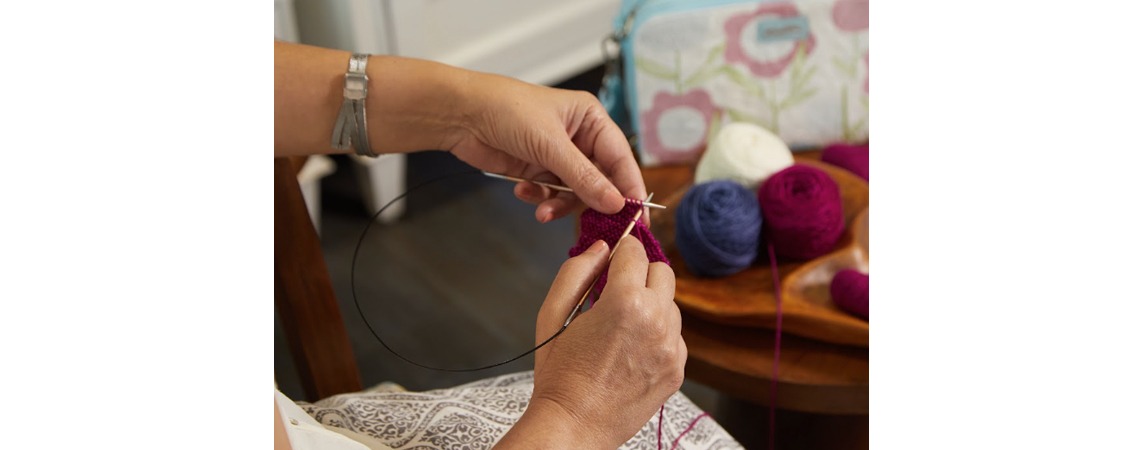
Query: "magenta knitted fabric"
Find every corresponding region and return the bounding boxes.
[569,201,669,296]
[757,164,846,260]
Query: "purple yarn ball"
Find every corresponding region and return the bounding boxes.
[674,180,763,277]
[757,164,845,260]
[830,269,869,320]
[821,142,869,181]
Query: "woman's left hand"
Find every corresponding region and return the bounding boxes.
[449,73,646,223]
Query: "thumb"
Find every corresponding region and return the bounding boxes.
[543,141,626,214]
[535,240,610,349]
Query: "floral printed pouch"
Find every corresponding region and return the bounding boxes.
[600,0,868,166]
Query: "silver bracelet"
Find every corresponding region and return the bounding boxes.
[331,53,376,157]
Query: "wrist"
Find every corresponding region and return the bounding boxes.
[364,55,473,154]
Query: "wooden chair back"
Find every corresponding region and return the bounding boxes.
[274,157,362,401]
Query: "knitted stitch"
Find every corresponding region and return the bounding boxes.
[568,202,670,297]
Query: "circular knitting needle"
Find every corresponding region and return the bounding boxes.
[351,170,654,372]
[562,193,654,327]
[482,171,667,210]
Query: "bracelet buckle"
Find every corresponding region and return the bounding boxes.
[344,71,368,100]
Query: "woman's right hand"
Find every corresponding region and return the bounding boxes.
[496,237,685,448]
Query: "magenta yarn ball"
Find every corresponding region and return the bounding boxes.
[830,269,868,320]
[821,142,869,181]
[756,164,846,260]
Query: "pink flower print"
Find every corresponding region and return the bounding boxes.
[641,90,717,164]
[832,0,869,32]
[724,3,817,79]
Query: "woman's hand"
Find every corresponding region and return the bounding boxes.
[450,73,647,223]
[495,237,685,448]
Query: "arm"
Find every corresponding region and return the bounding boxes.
[274,41,646,221]
[274,396,294,450]
[274,41,470,158]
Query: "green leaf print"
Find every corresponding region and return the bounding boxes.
[780,87,818,109]
[636,57,678,81]
[702,43,726,69]
[718,65,765,99]
[848,116,868,137]
[684,67,720,89]
[839,85,869,141]
[791,65,817,93]
[726,108,765,128]
[778,44,817,110]
[683,44,730,89]
[832,56,857,78]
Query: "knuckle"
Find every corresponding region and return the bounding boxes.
[635,298,672,331]
[575,90,599,105]
[609,288,645,314]
[571,163,601,192]
[528,132,560,163]
[620,236,649,260]
[558,253,593,274]
[557,257,579,274]
[616,300,662,331]
[668,343,687,388]
[650,262,674,287]
[658,345,685,390]
[669,366,685,391]
[645,315,670,337]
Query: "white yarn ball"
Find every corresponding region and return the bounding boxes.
[694,122,794,189]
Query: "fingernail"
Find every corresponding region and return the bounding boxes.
[587,239,608,254]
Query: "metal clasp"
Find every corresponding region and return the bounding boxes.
[344,72,368,101]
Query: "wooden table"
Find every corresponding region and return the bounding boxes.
[643,152,869,448]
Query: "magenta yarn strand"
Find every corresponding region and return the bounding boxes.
[670,412,711,450]
[766,241,783,450]
[657,405,664,450]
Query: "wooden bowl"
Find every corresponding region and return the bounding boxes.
[649,158,869,347]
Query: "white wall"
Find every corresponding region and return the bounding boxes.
[288,0,621,86]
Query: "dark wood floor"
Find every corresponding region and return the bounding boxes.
[273,66,720,413]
